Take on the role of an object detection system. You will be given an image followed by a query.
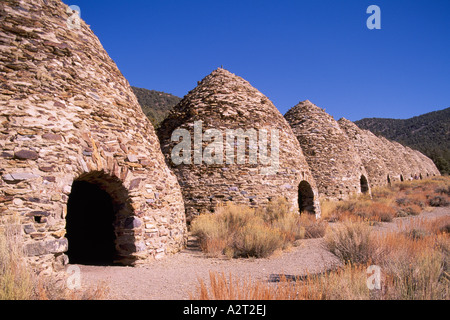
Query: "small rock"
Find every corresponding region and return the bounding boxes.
[126,154,139,163]
[42,133,62,141]
[3,172,40,181]
[14,149,39,160]
[124,216,143,229]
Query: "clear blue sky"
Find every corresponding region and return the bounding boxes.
[64,0,450,121]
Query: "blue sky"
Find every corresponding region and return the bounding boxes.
[64,0,450,121]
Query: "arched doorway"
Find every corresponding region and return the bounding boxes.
[387,174,391,185]
[360,175,369,194]
[66,171,134,265]
[298,181,315,214]
[66,181,116,265]
[400,175,404,182]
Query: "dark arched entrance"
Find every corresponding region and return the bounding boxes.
[298,181,315,214]
[387,174,391,185]
[360,175,369,194]
[66,180,116,265]
[66,171,134,266]
[400,175,404,182]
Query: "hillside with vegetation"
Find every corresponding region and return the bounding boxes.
[131,86,181,128]
[355,107,450,175]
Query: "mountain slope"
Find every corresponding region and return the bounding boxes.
[131,87,181,128]
[355,107,450,174]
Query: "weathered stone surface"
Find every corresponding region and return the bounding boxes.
[158,69,321,220]
[338,117,440,184]
[338,118,391,187]
[124,216,143,229]
[0,0,187,271]
[14,150,39,160]
[42,133,62,141]
[25,239,68,256]
[2,172,40,182]
[285,101,371,201]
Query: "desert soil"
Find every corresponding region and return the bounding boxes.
[76,206,450,300]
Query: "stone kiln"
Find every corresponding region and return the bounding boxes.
[285,100,371,201]
[158,68,321,222]
[338,118,392,187]
[0,0,187,272]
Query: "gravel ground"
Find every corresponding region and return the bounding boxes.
[76,206,450,300]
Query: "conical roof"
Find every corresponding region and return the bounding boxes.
[0,0,186,271]
[158,69,321,220]
[285,100,370,200]
[338,118,391,187]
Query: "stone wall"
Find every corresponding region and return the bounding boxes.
[0,0,441,274]
[0,0,187,273]
[158,68,321,222]
[413,149,440,177]
[285,101,370,201]
[337,118,391,188]
[337,118,440,186]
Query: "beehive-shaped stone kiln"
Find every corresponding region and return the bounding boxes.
[285,101,371,201]
[158,68,321,222]
[0,0,187,272]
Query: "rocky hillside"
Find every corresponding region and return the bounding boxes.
[355,107,450,174]
[131,87,181,128]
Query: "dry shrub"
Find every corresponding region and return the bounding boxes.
[33,275,110,300]
[373,230,449,300]
[192,198,327,258]
[319,200,339,222]
[192,215,450,300]
[256,197,292,223]
[287,264,371,300]
[367,202,396,222]
[191,266,372,300]
[323,177,450,222]
[371,185,396,200]
[190,271,277,300]
[270,215,305,244]
[427,216,450,234]
[191,202,286,258]
[298,214,327,238]
[232,224,284,258]
[1,217,109,300]
[190,212,229,257]
[322,199,395,223]
[0,221,34,300]
[428,195,450,207]
[325,219,376,265]
[401,204,422,216]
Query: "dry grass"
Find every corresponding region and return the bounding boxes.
[373,229,449,299]
[191,178,450,300]
[322,177,450,222]
[325,219,376,265]
[0,218,33,300]
[0,216,109,300]
[191,198,327,258]
[192,216,450,300]
[191,266,373,300]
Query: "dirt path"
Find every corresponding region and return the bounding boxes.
[76,206,450,300]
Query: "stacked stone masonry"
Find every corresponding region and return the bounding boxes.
[285,101,371,201]
[158,68,322,223]
[0,0,441,273]
[0,0,187,273]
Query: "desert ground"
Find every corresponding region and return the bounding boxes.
[76,206,450,300]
